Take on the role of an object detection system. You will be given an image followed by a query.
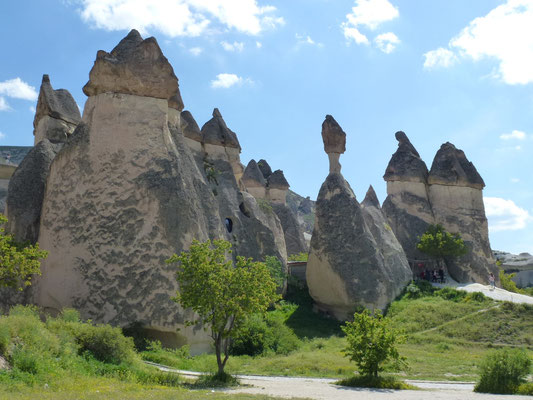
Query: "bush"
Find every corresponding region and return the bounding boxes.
[402,280,434,300]
[71,323,136,365]
[463,291,487,303]
[517,382,533,395]
[230,312,300,356]
[336,375,416,390]
[434,287,466,302]
[474,348,531,394]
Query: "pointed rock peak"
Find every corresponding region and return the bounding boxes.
[384,131,428,183]
[83,30,184,111]
[428,142,485,189]
[180,110,202,142]
[257,159,272,179]
[362,185,381,208]
[201,109,241,150]
[242,159,267,187]
[267,169,290,189]
[33,74,81,132]
[321,114,346,154]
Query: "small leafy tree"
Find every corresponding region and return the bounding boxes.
[167,239,280,375]
[342,309,406,378]
[416,224,467,268]
[475,348,531,394]
[0,214,48,290]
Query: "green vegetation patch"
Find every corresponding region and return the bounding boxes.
[336,375,417,390]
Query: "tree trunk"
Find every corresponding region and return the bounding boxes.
[215,336,224,375]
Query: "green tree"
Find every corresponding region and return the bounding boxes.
[342,309,406,378]
[0,214,48,290]
[416,224,467,267]
[475,348,531,394]
[167,239,280,375]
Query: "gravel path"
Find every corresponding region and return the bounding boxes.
[147,364,532,400]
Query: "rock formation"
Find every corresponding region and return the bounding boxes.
[307,117,410,319]
[0,147,32,213]
[383,133,497,283]
[242,160,267,199]
[33,75,81,144]
[20,30,287,354]
[427,143,496,282]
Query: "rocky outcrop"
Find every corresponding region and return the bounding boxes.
[383,134,497,284]
[83,29,183,110]
[271,202,308,257]
[307,117,410,320]
[267,170,290,204]
[242,160,267,199]
[30,30,287,354]
[6,140,62,243]
[321,115,346,173]
[33,75,81,144]
[427,143,496,283]
[257,159,272,179]
[382,132,434,261]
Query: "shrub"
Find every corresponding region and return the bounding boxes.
[499,269,524,294]
[60,308,81,323]
[463,291,487,303]
[434,287,466,302]
[337,375,416,390]
[474,348,531,394]
[72,324,136,365]
[288,252,308,262]
[517,382,533,395]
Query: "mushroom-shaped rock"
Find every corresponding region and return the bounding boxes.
[242,160,267,199]
[33,75,81,144]
[384,131,428,183]
[267,170,289,204]
[257,159,272,179]
[83,29,184,110]
[428,142,485,189]
[180,111,202,142]
[201,108,241,149]
[362,185,380,208]
[321,115,346,173]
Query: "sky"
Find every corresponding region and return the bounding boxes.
[1,0,532,254]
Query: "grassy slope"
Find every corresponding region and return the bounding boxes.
[143,287,533,381]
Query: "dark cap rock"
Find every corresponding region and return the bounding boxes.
[257,159,272,179]
[33,74,81,132]
[267,170,290,189]
[428,142,485,189]
[362,185,381,208]
[384,131,428,183]
[321,115,346,154]
[201,108,241,150]
[242,159,266,187]
[180,111,202,142]
[83,29,184,110]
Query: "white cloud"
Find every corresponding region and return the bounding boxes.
[0,132,5,140]
[256,41,262,48]
[29,105,36,113]
[485,197,532,232]
[423,47,458,69]
[344,0,399,30]
[78,0,283,37]
[500,130,527,140]
[221,41,244,52]
[425,0,533,85]
[374,32,399,53]
[0,78,38,101]
[343,27,369,45]
[210,73,253,89]
[510,178,520,183]
[189,47,203,56]
[0,97,11,112]
[296,34,323,47]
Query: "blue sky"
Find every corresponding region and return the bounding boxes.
[1,0,532,254]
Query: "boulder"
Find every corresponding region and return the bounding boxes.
[6,139,63,243]
[82,29,183,111]
[427,143,497,283]
[33,75,81,144]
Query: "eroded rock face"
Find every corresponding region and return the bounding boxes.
[272,203,308,257]
[267,170,289,204]
[82,29,184,111]
[382,132,434,260]
[242,159,266,199]
[257,159,272,179]
[428,143,496,283]
[307,117,409,319]
[6,139,63,243]
[33,75,81,144]
[32,30,288,354]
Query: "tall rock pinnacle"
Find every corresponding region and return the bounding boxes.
[321,115,346,173]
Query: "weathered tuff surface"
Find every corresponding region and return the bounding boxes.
[6,139,62,243]
[382,132,435,261]
[307,117,409,319]
[201,108,241,149]
[427,143,496,283]
[307,174,407,319]
[33,75,81,144]
[32,31,287,354]
[242,159,266,189]
[272,203,308,257]
[383,132,497,283]
[321,115,346,173]
[82,29,184,111]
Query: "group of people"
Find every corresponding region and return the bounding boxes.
[416,263,446,283]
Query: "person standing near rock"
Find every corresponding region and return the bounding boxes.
[489,272,495,289]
